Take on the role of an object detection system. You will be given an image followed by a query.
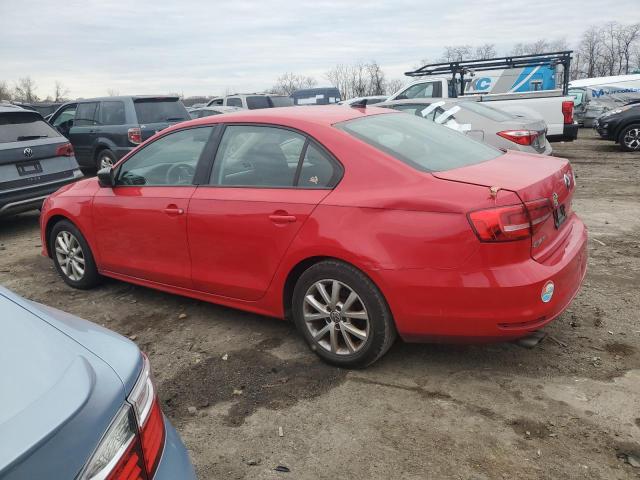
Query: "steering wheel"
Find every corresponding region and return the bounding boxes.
[166,163,196,185]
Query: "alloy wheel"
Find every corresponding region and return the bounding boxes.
[99,154,115,169]
[623,128,640,150]
[303,279,370,355]
[55,231,86,281]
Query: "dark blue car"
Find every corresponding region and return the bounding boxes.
[0,287,196,479]
[48,96,191,170]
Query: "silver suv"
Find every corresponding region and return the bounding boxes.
[0,104,82,217]
[206,93,293,109]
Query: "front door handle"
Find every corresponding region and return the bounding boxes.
[163,205,184,216]
[269,214,297,224]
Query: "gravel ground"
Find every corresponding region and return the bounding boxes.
[1,129,639,479]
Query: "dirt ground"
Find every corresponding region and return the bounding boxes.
[1,129,639,479]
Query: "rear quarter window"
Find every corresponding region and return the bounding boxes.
[0,112,62,143]
[336,112,501,172]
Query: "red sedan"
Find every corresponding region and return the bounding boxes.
[40,106,587,368]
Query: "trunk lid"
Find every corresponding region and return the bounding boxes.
[433,151,575,261]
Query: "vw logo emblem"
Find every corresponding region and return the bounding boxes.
[563,173,572,189]
[552,192,559,207]
[23,147,33,158]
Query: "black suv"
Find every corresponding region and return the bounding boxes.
[48,96,190,169]
[0,104,82,217]
[594,103,640,152]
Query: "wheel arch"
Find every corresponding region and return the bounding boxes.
[281,255,391,323]
[44,215,90,259]
[616,121,640,144]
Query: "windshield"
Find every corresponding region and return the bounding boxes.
[0,112,63,143]
[336,112,502,172]
[133,99,189,123]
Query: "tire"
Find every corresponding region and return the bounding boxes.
[292,260,396,368]
[50,220,101,289]
[96,149,117,170]
[618,124,640,152]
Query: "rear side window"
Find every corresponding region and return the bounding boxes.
[226,97,243,108]
[74,102,99,126]
[100,101,126,125]
[211,125,304,187]
[245,96,270,109]
[336,112,501,172]
[0,112,62,143]
[133,99,190,124]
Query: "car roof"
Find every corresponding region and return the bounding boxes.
[64,95,181,104]
[175,105,396,130]
[0,103,37,114]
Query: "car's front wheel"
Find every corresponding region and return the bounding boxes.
[292,260,396,368]
[50,220,101,289]
[619,124,640,152]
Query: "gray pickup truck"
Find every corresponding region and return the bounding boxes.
[0,104,82,217]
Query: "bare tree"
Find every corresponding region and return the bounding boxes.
[0,81,11,101]
[54,81,70,102]
[384,78,405,95]
[366,62,386,95]
[13,77,39,103]
[270,72,317,96]
[578,26,603,78]
[618,23,640,74]
[475,44,497,59]
[107,88,120,97]
[440,45,472,62]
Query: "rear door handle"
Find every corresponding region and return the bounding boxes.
[269,214,297,224]
[163,205,184,216]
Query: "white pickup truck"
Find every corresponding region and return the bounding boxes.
[390,52,579,143]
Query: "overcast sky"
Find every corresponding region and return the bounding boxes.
[1,0,638,99]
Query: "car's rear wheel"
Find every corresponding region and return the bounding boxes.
[96,149,117,170]
[292,260,396,368]
[50,220,101,289]
[619,124,640,152]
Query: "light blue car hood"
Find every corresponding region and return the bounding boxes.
[0,287,141,478]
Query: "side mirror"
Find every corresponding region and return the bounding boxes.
[97,167,114,187]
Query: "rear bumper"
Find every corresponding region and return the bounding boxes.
[0,169,83,217]
[547,123,579,143]
[154,416,196,480]
[381,216,588,342]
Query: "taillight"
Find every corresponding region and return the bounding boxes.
[128,127,142,145]
[496,130,539,146]
[55,142,74,157]
[79,354,165,480]
[468,199,552,242]
[562,100,573,124]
